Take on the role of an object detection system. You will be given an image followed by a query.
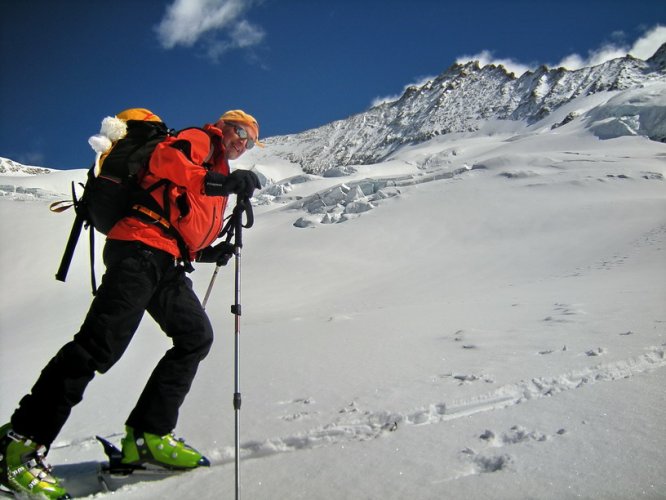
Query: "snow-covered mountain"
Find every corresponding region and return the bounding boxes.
[248,43,666,174]
[0,157,51,176]
[0,157,74,202]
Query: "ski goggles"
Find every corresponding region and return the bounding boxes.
[227,123,256,150]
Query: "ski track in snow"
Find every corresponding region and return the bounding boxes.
[199,345,666,467]
[53,346,665,469]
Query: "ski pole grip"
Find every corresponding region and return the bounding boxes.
[233,197,253,249]
[240,197,254,229]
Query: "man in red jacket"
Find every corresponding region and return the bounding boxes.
[0,110,262,499]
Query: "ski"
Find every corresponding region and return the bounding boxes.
[96,436,186,493]
[0,485,16,498]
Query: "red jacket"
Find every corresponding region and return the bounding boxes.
[107,124,230,260]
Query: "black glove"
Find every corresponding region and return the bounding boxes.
[204,170,261,198]
[197,241,235,265]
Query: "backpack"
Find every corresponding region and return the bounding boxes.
[84,108,170,234]
[51,108,191,293]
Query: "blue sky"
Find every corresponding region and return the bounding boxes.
[1,0,664,170]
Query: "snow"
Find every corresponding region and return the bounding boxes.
[587,81,666,141]
[1,79,666,499]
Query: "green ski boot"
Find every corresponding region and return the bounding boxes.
[0,423,71,499]
[121,426,210,470]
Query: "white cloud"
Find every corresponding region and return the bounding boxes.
[557,43,625,70]
[456,50,531,77]
[371,75,435,107]
[17,151,45,167]
[556,24,666,70]
[231,19,265,48]
[155,0,264,59]
[628,25,666,60]
[450,24,666,77]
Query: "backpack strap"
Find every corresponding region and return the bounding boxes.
[129,177,195,272]
[129,202,194,273]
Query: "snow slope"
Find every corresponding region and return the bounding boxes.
[1,68,666,500]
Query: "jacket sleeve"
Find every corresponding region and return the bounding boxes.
[203,171,231,196]
[148,128,219,191]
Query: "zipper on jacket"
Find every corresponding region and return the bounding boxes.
[196,204,222,250]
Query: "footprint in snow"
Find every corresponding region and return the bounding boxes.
[441,373,495,385]
[479,425,549,447]
[460,447,513,474]
[543,302,585,323]
[278,397,317,421]
[460,425,566,473]
[278,397,315,405]
[538,346,568,355]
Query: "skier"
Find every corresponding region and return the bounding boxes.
[0,110,262,499]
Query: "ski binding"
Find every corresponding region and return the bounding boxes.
[96,436,185,492]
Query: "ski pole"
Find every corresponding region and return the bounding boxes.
[200,198,253,499]
[232,217,242,500]
[231,197,252,500]
[201,198,253,310]
[201,266,220,310]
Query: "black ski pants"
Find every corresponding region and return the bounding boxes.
[11,240,214,446]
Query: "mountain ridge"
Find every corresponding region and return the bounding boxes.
[0,157,52,176]
[250,43,666,174]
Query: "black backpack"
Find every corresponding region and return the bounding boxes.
[83,117,171,234]
[51,109,191,293]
